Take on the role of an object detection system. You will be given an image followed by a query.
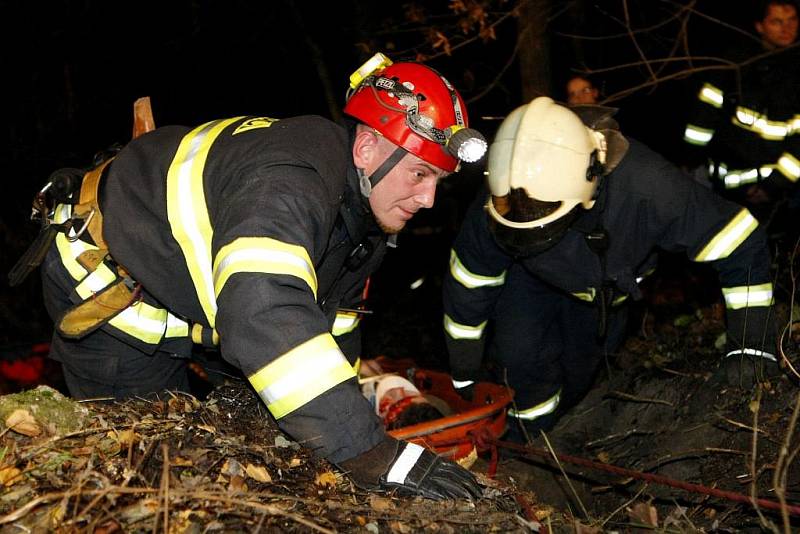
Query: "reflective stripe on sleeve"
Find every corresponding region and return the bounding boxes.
[683,124,714,146]
[449,250,505,289]
[213,237,318,299]
[777,153,800,181]
[444,314,486,340]
[332,311,360,337]
[694,208,758,262]
[386,442,425,484]
[733,106,790,140]
[722,283,774,309]
[508,390,561,420]
[698,83,723,108]
[248,333,356,419]
[166,117,245,327]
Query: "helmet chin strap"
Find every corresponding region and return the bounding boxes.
[359,146,408,198]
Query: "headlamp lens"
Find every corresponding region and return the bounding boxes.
[454,134,488,163]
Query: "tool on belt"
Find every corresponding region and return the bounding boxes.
[9,97,158,340]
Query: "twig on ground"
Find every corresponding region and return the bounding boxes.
[606,390,674,407]
[540,430,592,523]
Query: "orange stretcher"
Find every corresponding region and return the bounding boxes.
[374,357,514,468]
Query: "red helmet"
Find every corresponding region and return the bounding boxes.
[344,55,486,172]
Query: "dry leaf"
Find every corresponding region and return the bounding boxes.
[228,474,248,493]
[172,456,194,467]
[221,458,244,477]
[108,429,137,446]
[5,409,41,437]
[369,494,395,512]
[627,502,658,527]
[289,457,303,468]
[0,466,22,486]
[315,471,338,489]
[245,463,272,483]
[596,451,611,464]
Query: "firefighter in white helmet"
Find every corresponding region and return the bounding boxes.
[444,97,780,438]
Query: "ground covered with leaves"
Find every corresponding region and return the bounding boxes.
[0,384,540,533]
[2,231,800,532]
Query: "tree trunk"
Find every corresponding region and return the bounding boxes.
[517,0,552,101]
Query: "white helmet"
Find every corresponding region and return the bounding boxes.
[485,97,627,256]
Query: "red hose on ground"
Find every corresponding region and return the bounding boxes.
[495,439,800,517]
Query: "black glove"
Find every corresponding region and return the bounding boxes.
[716,351,783,389]
[721,306,781,388]
[338,436,482,500]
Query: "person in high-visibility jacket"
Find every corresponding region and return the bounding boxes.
[682,0,800,220]
[444,97,780,438]
[38,55,487,499]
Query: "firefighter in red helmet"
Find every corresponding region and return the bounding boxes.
[25,53,486,499]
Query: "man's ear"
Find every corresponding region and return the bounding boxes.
[755,21,765,37]
[352,128,380,169]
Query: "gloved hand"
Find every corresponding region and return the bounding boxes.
[338,436,482,500]
[720,305,781,388]
[716,351,783,389]
[451,378,476,402]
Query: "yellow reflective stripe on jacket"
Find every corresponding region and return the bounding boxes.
[683,124,714,146]
[694,208,758,262]
[248,333,356,419]
[54,204,97,280]
[74,262,117,299]
[449,250,505,289]
[721,166,771,189]
[733,106,790,140]
[332,311,360,337]
[777,152,800,181]
[572,288,596,302]
[108,304,174,345]
[166,117,245,327]
[443,314,486,340]
[508,389,561,420]
[698,83,723,108]
[213,237,318,299]
[54,206,190,343]
[722,283,774,309]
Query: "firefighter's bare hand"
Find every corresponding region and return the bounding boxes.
[338,437,482,500]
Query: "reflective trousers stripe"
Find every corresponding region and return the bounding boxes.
[508,390,561,420]
[722,283,773,309]
[443,314,486,340]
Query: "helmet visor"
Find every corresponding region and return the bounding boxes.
[486,191,578,257]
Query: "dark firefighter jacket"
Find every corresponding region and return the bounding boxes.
[444,139,775,380]
[54,115,387,463]
[682,44,800,192]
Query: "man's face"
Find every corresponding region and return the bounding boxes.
[566,77,599,105]
[755,3,798,49]
[353,129,448,234]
